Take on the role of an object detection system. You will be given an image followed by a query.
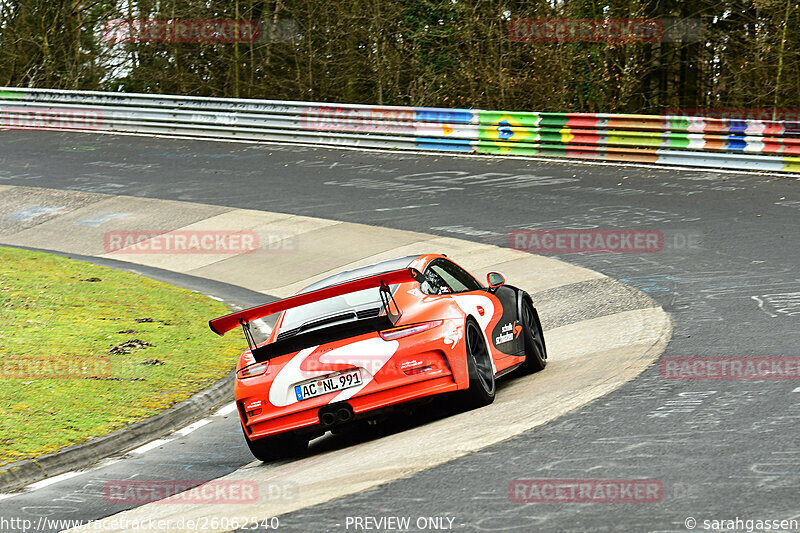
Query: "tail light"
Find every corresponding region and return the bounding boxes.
[380,320,443,341]
[244,400,263,418]
[237,361,269,379]
[404,365,433,376]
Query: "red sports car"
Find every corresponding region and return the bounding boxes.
[209,254,546,461]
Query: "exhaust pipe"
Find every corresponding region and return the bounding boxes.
[319,403,354,427]
[319,411,337,426]
[336,407,353,423]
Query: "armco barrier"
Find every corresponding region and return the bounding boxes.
[1,87,799,172]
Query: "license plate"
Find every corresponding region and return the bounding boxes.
[294,369,363,401]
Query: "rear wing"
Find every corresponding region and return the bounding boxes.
[208,267,424,336]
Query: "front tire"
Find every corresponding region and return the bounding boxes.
[462,318,496,408]
[243,427,308,462]
[520,298,547,374]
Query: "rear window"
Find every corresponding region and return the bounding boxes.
[277,256,415,334]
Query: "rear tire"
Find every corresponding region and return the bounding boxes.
[243,427,308,462]
[520,298,547,374]
[462,318,496,408]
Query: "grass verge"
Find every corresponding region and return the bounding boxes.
[0,246,245,466]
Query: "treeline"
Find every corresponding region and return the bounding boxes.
[0,0,798,114]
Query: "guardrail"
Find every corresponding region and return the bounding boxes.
[1,87,799,173]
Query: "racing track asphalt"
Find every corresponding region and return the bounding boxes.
[0,184,668,532]
[0,131,798,532]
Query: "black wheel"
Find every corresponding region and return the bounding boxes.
[242,427,308,462]
[462,318,496,408]
[520,298,547,374]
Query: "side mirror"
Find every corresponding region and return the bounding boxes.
[486,271,506,288]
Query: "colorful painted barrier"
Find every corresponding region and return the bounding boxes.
[1,87,798,172]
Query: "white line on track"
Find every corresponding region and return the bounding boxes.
[0,457,124,500]
[129,438,172,455]
[2,376,238,496]
[375,204,439,212]
[1,411,226,497]
[0,406,233,499]
[214,402,237,417]
[27,471,84,490]
[251,318,273,337]
[207,295,224,302]
[176,419,212,437]
[96,457,122,469]
[793,386,800,392]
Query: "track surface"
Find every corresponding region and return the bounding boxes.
[1,132,799,531]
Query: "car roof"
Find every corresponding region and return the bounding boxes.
[299,255,421,294]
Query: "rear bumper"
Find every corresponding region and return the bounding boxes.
[246,375,458,440]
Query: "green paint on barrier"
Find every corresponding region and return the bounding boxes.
[477,144,543,156]
[665,134,692,149]
[476,140,570,156]
[538,131,565,144]
[666,116,692,131]
[537,114,570,128]
[606,132,664,148]
[477,121,539,143]
[478,111,542,128]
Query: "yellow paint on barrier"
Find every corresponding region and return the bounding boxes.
[782,157,800,173]
[608,133,661,147]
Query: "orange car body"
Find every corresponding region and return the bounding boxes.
[209,254,543,443]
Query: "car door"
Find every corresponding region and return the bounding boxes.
[421,259,523,366]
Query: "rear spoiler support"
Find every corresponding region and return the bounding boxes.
[380,281,402,325]
[240,319,257,352]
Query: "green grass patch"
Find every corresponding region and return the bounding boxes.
[0,246,246,466]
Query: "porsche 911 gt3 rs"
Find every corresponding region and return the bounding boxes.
[209,254,546,461]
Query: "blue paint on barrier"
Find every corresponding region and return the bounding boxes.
[415,138,473,152]
[726,137,747,151]
[728,120,748,133]
[415,108,474,124]
[497,120,514,140]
